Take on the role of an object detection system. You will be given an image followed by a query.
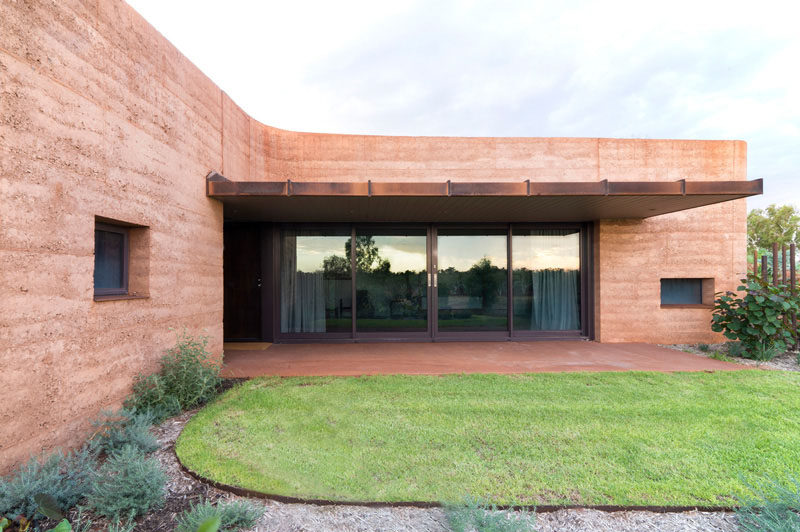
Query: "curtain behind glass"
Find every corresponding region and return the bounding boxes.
[531,268,580,330]
[512,228,581,331]
[280,229,326,332]
[528,229,579,330]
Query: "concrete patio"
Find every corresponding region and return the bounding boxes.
[220,341,745,377]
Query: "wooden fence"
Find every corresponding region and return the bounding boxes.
[751,242,798,350]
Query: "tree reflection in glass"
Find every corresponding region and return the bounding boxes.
[355,230,428,332]
[280,229,352,333]
[437,229,508,331]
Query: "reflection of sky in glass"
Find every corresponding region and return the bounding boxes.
[296,236,349,272]
[371,236,426,272]
[294,232,579,273]
[438,235,507,271]
[512,232,579,270]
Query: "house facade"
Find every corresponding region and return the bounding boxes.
[0,0,759,471]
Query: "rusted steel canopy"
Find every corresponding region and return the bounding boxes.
[207,173,762,222]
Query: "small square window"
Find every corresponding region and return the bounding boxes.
[660,278,714,307]
[94,223,129,296]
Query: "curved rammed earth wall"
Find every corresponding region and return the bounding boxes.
[0,0,226,472]
[0,0,746,471]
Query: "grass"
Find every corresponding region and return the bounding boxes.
[176,370,800,506]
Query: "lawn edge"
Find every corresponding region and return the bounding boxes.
[175,447,737,514]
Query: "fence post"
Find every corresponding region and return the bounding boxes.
[762,255,768,281]
[791,243,797,351]
[782,245,787,284]
[753,249,758,276]
[773,243,779,286]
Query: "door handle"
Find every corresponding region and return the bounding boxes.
[428,273,431,287]
[433,273,437,288]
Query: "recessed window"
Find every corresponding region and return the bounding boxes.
[93,217,150,301]
[661,278,713,307]
[94,223,129,296]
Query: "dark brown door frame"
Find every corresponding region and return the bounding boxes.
[269,221,594,343]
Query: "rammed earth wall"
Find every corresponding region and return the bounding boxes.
[0,0,747,471]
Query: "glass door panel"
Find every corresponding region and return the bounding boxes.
[512,228,581,331]
[280,228,352,333]
[436,228,508,332]
[355,229,428,332]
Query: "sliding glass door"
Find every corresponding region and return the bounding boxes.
[355,228,428,334]
[435,228,508,334]
[279,228,352,336]
[511,228,581,334]
[276,224,588,340]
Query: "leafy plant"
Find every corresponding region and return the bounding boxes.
[176,500,261,532]
[727,341,746,358]
[46,520,71,532]
[698,343,710,352]
[35,493,64,521]
[445,497,535,532]
[89,408,159,456]
[0,447,94,523]
[736,475,800,532]
[125,331,222,421]
[711,275,800,361]
[197,516,222,532]
[87,445,166,520]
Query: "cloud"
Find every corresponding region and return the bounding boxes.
[128,0,800,209]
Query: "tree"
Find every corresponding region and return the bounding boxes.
[747,204,800,252]
[465,257,503,312]
[345,236,391,273]
[322,254,349,278]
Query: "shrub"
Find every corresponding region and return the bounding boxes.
[727,341,746,357]
[0,447,94,523]
[698,343,710,352]
[445,497,536,532]
[737,475,800,532]
[87,445,166,520]
[176,499,261,532]
[125,330,222,421]
[711,275,800,361]
[89,409,159,456]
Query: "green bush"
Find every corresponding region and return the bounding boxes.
[698,343,710,352]
[727,341,746,357]
[0,447,94,522]
[87,445,166,520]
[125,331,222,421]
[445,497,536,532]
[711,276,800,361]
[89,409,159,456]
[176,499,261,532]
[737,476,800,532]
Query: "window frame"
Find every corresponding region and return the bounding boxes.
[94,222,130,297]
[659,277,712,308]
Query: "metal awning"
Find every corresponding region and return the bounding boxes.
[207,172,762,222]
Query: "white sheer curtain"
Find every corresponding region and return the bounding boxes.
[528,230,580,331]
[280,230,326,332]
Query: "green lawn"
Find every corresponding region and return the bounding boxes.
[176,371,800,506]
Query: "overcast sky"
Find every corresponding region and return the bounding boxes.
[127,0,799,210]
